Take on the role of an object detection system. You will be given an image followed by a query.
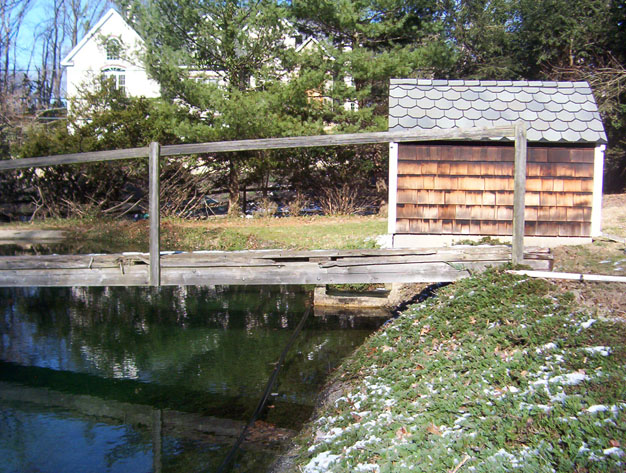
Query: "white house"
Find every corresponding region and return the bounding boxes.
[62,8,356,113]
[61,9,160,105]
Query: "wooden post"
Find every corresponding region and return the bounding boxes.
[512,123,527,265]
[149,142,161,286]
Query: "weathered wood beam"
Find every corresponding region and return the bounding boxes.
[512,122,528,265]
[0,247,552,287]
[0,126,516,171]
[149,142,161,287]
[0,147,149,170]
[159,127,516,157]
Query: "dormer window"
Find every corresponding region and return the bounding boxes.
[106,39,121,60]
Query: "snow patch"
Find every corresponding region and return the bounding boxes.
[304,451,340,472]
[355,463,380,472]
[580,318,597,330]
[549,372,589,385]
[587,404,609,414]
[583,346,612,357]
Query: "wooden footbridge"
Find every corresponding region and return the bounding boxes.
[0,246,552,287]
[0,125,547,288]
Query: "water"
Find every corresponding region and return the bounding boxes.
[0,285,386,472]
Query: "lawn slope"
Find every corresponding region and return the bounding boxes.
[297,268,626,473]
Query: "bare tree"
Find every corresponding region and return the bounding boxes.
[0,0,33,120]
[66,0,109,48]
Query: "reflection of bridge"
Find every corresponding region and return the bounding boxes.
[0,126,541,287]
[1,381,293,473]
[0,381,293,443]
[0,370,295,450]
[0,246,552,287]
[0,361,310,428]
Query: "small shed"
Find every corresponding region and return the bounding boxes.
[387,79,607,248]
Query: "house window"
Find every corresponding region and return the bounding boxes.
[307,89,324,106]
[102,67,126,93]
[106,39,121,60]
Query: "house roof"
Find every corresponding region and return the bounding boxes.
[61,9,138,67]
[389,79,607,144]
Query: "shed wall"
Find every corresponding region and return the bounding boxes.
[396,142,594,237]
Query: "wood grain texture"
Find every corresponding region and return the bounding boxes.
[395,141,594,237]
[0,127,517,172]
[0,246,551,287]
[149,142,161,287]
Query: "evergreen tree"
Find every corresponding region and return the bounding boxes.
[131,0,328,213]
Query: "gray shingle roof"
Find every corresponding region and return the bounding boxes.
[389,79,607,143]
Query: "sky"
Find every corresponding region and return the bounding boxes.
[13,0,113,74]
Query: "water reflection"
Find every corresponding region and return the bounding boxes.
[0,285,386,472]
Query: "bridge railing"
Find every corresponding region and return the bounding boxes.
[0,124,528,286]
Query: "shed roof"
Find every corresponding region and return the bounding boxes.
[389,79,607,144]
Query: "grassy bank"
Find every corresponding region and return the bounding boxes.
[295,268,626,472]
[0,215,386,254]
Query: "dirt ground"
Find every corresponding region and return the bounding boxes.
[551,193,626,320]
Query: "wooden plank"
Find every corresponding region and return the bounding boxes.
[160,262,473,285]
[512,123,528,265]
[159,127,516,157]
[318,248,522,267]
[0,266,149,286]
[0,127,517,172]
[0,147,149,170]
[149,142,161,287]
[0,247,552,287]
[0,254,147,270]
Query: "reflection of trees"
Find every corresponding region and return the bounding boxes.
[0,286,383,407]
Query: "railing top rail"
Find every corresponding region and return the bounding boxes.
[0,146,149,171]
[0,125,517,171]
[159,126,516,157]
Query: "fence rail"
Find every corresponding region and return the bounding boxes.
[0,126,516,171]
[0,124,528,286]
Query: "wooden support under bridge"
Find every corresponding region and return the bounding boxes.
[0,124,531,287]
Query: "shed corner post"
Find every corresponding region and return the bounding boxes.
[512,123,528,265]
[149,141,161,287]
[388,141,398,240]
[591,144,606,237]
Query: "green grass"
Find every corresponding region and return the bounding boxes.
[295,268,626,472]
[229,217,385,250]
[553,240,626,276]
[0,215,386,254]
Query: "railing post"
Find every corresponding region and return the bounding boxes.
[149,142,161,286]
[512,123,527,265]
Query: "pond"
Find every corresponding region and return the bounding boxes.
[0,285,387,472]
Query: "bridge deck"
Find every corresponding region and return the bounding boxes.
[0,246,552,287]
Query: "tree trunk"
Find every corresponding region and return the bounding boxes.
[227,159,240,216]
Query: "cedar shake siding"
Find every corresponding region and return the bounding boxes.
[388,79,607,243]
[395,142,594,237]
